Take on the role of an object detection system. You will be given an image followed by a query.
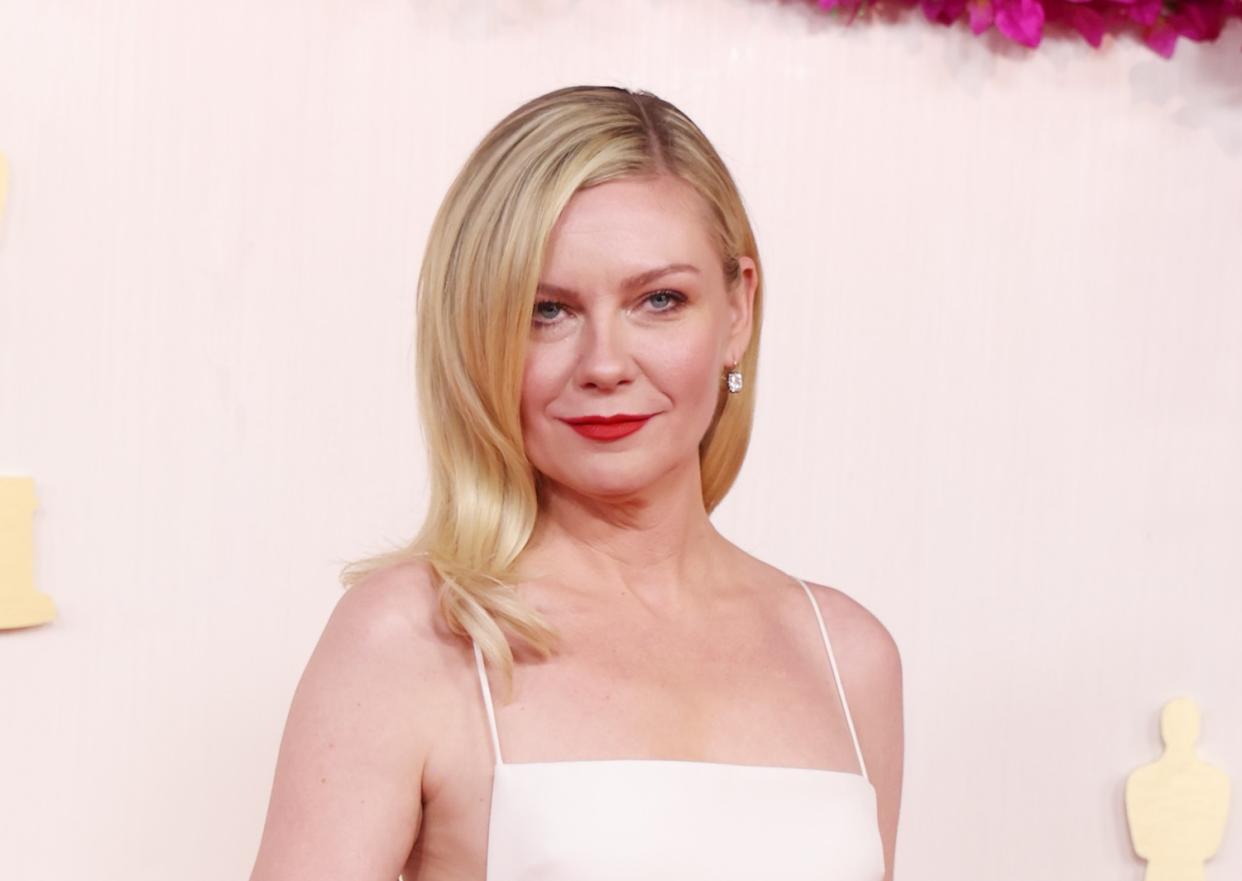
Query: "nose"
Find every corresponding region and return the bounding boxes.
[573,310,635,391]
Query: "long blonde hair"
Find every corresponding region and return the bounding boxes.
[339,85,765,697]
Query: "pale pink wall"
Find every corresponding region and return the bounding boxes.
[1,1,1239,879]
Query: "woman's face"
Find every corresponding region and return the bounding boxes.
[520,173,756,503]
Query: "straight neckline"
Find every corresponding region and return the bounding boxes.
[494,756,875,791]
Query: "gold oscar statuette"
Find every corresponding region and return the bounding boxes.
[1125,697,1230,881]
[0,477,57,629]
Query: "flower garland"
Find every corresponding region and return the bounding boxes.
[807,0,1242,57]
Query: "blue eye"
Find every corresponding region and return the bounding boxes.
[534,301,564,322]
[647,290,687,311]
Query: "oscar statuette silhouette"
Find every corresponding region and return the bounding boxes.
[1125,697,1230,881]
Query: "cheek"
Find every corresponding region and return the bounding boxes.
[658,334,720,402]
[520,363,547,427]
[520,349,565,431]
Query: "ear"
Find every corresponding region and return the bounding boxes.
[726,256,757,364]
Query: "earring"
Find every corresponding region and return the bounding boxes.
[725,361,743,394]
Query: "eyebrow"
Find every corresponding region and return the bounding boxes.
[536,262,700,298]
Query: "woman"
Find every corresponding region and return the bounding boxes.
[248,84,904,881]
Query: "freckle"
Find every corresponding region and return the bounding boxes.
[321,777,326,783]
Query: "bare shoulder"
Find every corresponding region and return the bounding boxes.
[307,556,465,744]
[304,558,458,702]
[329,557,447,649]
[801,579,904,881]
[801,579,902,679]
[248,557,452,881]
[797,578,904,733]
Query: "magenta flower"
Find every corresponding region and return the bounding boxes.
[1059,4,1108,45]
[967,0,995,32]
[994,0,1046,43]
[922,0,969,24]
[1126,0,1163,27]
[796,0,1242,57]
[1169,0,1228,39]
[1142,17,1180,54]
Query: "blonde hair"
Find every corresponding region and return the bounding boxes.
[339,85,765,697]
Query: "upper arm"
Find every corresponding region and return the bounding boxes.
[817,585,905,881]
[248,564,441,881]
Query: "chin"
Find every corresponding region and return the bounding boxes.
[541,465,662,500]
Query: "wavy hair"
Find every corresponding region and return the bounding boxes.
[338,85,765,698]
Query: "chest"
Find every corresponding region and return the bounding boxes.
[485,593,851,763]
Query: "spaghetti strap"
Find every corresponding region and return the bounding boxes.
[473,639,505,766]
[794,577,870,783]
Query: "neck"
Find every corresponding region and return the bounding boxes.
[518,461,732,611]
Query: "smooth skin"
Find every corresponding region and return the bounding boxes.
[248,174,904,881]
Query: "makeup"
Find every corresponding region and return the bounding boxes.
[562,414,654,441]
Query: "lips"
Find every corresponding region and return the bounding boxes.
[561,413,654,441]
[562,413,656,425]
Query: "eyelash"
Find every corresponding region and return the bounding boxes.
[531,289,688,327]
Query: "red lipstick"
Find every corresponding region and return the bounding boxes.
[562,413,655,442]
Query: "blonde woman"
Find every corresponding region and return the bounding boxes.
[248,85,904,881]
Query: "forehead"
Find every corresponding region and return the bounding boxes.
[542,175,718,275]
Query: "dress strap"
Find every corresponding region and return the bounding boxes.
[795,577,870,782]
[472,639,505,766]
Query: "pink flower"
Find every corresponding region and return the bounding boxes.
[797,0,1242,59]
[994,0,1046,44]
[967,0,995,33]
[922,0,969,24]
[1126,0,1162,27]
[1059,3,1108,44]
[1168,0,1228,40]
[1142,17,1180,55]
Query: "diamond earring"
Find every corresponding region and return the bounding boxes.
[725,361,743,394]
